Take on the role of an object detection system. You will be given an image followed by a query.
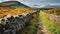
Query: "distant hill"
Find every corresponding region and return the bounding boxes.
[40,5,60,8]
[0,1,30,8]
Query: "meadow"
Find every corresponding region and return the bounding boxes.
[40,8,60,34]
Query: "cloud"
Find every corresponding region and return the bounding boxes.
[26,3,60,8]
[19,1,47,8]
[31,5,47,8]
[34,3,60,8]
[16,0,23,2]
[20,1,33,6]
[49,3,60,6]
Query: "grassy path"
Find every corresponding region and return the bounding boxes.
[40,11,60,34]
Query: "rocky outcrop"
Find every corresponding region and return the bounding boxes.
[0,12,36,34]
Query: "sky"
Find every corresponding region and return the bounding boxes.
[0,0,60,8]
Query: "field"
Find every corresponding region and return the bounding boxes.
[40,8,60,34]
[0,7,36,18]
[0,5,60,34]
[0,7,39,34]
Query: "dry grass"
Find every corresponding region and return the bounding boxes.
[41,8,60,16]
[40,9,60,34]
[0,7,36,18]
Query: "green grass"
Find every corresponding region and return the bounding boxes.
[28,12,39,34]
[40,11,60,34]
[19,12,39,34]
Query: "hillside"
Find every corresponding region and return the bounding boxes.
[0,1,40,34]
[39,8,60,34]
[41,8,60,15]
[1,1,60,34]
[0,7,36,18]
[0,1,30,8]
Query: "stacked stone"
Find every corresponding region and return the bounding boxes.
[0,13,33,34]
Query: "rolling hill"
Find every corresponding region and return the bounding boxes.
[0,1,30,8]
